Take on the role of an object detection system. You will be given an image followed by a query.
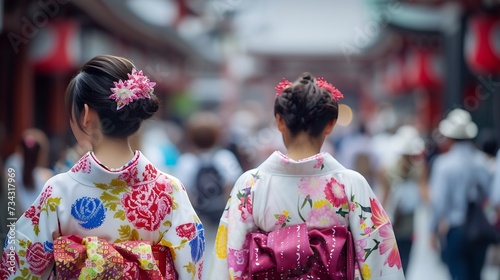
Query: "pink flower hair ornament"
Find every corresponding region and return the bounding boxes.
[109,69,156,110]
[275,77,344,101]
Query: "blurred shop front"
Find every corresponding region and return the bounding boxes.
[225,0,500,142]
[0,0,219,162]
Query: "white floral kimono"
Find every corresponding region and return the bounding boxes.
[208,151,404,280]
[1,151,204,280]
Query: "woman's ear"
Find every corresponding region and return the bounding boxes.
[81,104,99,130]
[323,119,337,136]
[276,114,287,133]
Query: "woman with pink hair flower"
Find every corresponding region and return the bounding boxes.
[0,55,204,279]
[208,73,404,279]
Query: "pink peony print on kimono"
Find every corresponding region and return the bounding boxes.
[298,177,327,200]
[307,205,340,228]
[121,175,173,231]
[355,238,368,262]
[26,242,53,275]
[324,177,348,207]
[71,153,91,173]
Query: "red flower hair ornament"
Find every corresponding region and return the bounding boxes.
[275,77,344,101]
[109,69,156,110]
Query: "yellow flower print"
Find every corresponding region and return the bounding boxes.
[246,177,256,188]
[361,263,371,279]
[313,199,329,209]
[283,210,290,216]
[215,225,228,259]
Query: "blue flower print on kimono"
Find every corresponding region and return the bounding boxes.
[175,222,205,263]
[71,197,107,229]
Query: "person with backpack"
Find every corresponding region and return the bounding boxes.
[207,73,404,279]
[429,108,493,280]
[174,112,243,224]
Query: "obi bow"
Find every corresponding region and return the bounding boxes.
[53,235,177,280]
[248,223,354,280]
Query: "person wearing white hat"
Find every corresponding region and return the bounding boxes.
[429,108,492,280]
[378,125,428,275]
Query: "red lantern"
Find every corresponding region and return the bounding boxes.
[404,49,443,90]
[31,20,80,73]
[465,13,500,75]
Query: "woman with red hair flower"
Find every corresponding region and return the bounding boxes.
[208,73,404,279]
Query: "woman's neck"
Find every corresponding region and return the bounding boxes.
[92,137,134,169]
[284,133,324,161]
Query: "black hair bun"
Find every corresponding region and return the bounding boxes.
[131,95,159,121]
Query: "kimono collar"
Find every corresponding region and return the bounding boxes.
[67,151,160,186]
[258,151,346,176]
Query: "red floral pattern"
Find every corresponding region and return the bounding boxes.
[121,175,173,231]
[324,177,348,207]
[39,185,53,205]
[26,242,52,275]
[119,165,140,185]
[25,205,42,225]
[238,194,253,222]
[0,249,19,279]
[142,163,158,181]
[71,153,91,173]
[370,197,389,228]
[176,223,196,240]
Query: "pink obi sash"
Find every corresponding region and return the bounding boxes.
[53,235,177,280]
[248,223,354,280]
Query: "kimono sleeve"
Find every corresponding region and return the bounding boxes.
[1,181,62,280]
[207,170,259,280]
[341,170,405,280]
[160,176,204,280]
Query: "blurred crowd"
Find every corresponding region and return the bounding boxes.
[1,103,500,279]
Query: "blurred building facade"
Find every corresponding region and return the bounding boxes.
[1,0,500,163]
[0,0,223,162]
[223,0,500,144]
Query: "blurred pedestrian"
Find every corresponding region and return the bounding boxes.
[4,128,54,214]
[378,125,428,275]
[0,55,204,279]
[429,108,492,280]
[208,73,404,279]
[174,111,242,225]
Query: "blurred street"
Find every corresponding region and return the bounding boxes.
[1,0,500,279]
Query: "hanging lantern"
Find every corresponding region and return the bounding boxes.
[465,13,500,75]
[30,20,80,73]
[404,48,443,90]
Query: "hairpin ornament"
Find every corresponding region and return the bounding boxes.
[109,69,156,110]
[275,77,344,101]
